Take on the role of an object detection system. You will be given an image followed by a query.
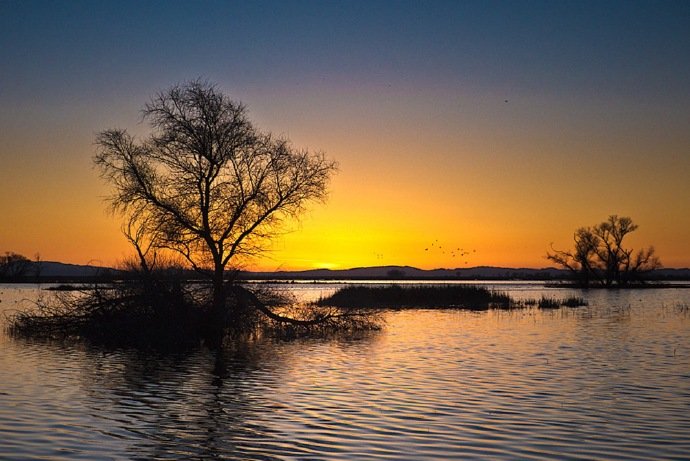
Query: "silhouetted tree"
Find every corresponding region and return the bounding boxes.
[547,215,661,287]
[547,227,600,287]
[0,251,31,281]
[33,252,43,281]
[94,80,337,341]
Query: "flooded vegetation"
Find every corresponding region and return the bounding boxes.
[7,281,380,347]
[7,283,585,347]
[317,284,587,310]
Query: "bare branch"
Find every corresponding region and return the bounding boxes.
[547,215,661,286]
[94,80,337,324]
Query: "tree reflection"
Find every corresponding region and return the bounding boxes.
[68,334,377,460]
[70,341,282,460]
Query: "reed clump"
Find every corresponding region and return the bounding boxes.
[317,285,513,310]
[317,285,589,311]
[537,296,561,309]
[561,296,588,307]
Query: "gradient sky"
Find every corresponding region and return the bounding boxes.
[1,0,689,270]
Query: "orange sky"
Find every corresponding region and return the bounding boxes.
[1,2,689,270]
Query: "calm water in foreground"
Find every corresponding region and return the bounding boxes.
[1,282,690,460]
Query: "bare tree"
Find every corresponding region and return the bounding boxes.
[94,80,337,336]
[0,251,32,281]
[547,227,601,287]
[547,215,661,287]
[33,252,43,280]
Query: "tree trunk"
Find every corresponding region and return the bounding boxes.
[204,268,227,348]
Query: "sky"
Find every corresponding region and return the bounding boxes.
[1,0,689,270]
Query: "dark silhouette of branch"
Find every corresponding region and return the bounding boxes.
[547,215,661,287]
[93,80,339,344]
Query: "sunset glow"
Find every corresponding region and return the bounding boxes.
[1,1,689,270]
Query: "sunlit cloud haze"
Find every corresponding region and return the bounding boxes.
[1,1,689,270]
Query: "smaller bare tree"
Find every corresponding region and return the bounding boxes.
[0,252,32,281]
[33,252,43,280]
[547,215,661,287]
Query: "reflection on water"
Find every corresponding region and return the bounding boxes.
[1,283,690,460]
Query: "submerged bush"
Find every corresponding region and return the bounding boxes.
[7,280,381,347]
[7,280,204,347]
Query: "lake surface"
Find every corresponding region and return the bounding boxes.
[1,282,690,460]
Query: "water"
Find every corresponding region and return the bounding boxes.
[1,282,690,460]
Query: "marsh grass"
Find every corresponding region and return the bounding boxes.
[537,296,561,309]
[318,285,513,310]
[561,296,588,307]
[318,285,589,311]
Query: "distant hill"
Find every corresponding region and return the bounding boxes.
[3,261,689,282]
[651,268,690,280]
[36,261,118,278]
[240,265,570,280]
[240,265,690,281]
[0,260,120,282]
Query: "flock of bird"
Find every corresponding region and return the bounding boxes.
[425,240,476,264]
[372,240,477,265]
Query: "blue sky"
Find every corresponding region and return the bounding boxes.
[2,1,689,268]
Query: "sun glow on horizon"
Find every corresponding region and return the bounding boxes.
[1,2,689,270]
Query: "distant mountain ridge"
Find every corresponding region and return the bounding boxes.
[0,261,119,281]
[4,261,690,281]
[242,265,567,280]
[37,261,118,278]
[241,265,690,281]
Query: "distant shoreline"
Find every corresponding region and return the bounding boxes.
[2,261,689,283]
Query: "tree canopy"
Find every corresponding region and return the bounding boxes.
[93,81,342,344]
[547,215,661,287]
[0,252,32,281]
[95,81,336,280]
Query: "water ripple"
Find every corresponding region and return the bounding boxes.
[1,284,690,459]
